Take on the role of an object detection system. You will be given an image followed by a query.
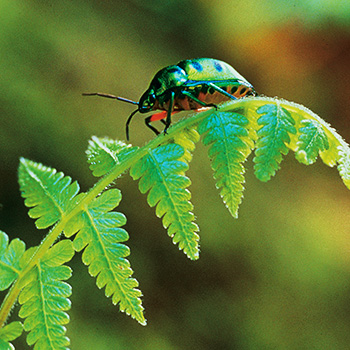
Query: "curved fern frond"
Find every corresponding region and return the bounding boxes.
[253,103,297,182]
[0,321,23,349]
[130,143,200,260]
[198,111,254,218]
[64,188,146,325]
[219,97,350,189]
[87,136,138,177]
[0,231,26,291]
[18,158,81,229]
[1,95,348,347]
[18,240,74,350]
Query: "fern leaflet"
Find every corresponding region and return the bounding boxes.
[64,188,146,325]
[337,143,350,189]
[253,103,297,181]
[198,111,253,218]
[18,158,81,229]
[171,128,200,164]
[0,231,26,291]
[295,119,329,165]
[87,136,137,177]
[18,240,74,350]
[130,143,200,260]
[0,321,23,349]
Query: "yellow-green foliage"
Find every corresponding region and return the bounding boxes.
[0,97,349,349]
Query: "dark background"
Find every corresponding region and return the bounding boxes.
[1,1,350,349]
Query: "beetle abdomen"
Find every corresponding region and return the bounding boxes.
[171,83,254,110]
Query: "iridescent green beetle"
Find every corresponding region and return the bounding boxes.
[84,58,256,140]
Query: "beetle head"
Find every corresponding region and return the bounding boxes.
[138,88,157,113]
[138,65,188,112]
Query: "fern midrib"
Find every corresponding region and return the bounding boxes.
[148,151,184,224]
[92,136,120,165]
[259,104,284,164]
[37,262,56,349]
[218,115,245,192]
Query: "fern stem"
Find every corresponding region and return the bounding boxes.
[0,108,212,327]
[0,102,254,327]
[2,96,345,327]
[0,283,20,328]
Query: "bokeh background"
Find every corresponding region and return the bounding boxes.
[1,1,350,349]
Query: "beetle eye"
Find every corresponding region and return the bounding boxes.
[149,93,156,104]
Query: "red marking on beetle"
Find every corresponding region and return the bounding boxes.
[149,111,167,121]
[149,110,183,122]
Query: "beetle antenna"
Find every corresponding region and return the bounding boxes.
[126,109,139,141]
[82,92,138,105]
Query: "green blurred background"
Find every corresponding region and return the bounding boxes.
[1,0,350,349]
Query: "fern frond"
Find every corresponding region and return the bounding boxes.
[87,136,138,177]
[65,188,146,325]
[295,119,329,165]
[18,240,74,350]
[0,231,26,291]
[18,158,81,229]
[253,103,297,181]
[0,321,23,349]
[130,143,200,260]
[198,111,253,218]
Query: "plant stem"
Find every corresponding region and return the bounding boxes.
[0,106,217,327]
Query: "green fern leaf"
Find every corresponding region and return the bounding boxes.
[0,321,23,348]
[337,142,350,189]
[198,111,253,218]
[87,136,138,177]
[18,240,74,350]
[130,143,199,260]
[0,231,26,291]
[253,103,297,181]
[18,158,80,229]
[171,128,200,164]
[295,119,329,165]
[65,188,146,325]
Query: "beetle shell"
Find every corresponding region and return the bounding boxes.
[139,58,256,114]
[177,58,249,84]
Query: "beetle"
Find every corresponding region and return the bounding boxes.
[83,58,256,140]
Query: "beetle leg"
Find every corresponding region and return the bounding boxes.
[181,90,217,109]
[164,91,175,134]
[207,82,237,100]
[126,109,139,141]
[145,115,161,136]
